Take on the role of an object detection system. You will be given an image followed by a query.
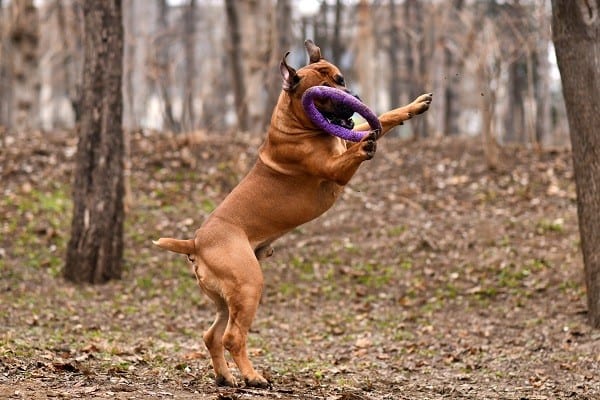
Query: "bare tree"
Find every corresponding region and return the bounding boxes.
[355,0,375,107]
[123,0,136,130]
[239,0,272,133]
[8,0,40,132]
[551,0,600,327]
[0,0,10,130]
[477,18,502,170]
[180,0,196,133]
[532,3,552,147]
[403,0,428,137]
[264,0,292,128]
[153,0,179,133]
[224,0,248,131]
[64,0,125,284]
[53,0,83,124]
[331,0,344,67]
[387,0,401,111]
[443,0,464,136]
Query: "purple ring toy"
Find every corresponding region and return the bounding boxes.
[301,86,382,142]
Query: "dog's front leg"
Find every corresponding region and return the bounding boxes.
[354,93,432,138]
[308,130,378,185]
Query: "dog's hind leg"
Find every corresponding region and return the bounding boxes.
[222,260,269,388]
[193,254,237,387]
[203,300,236,387]
[197,223,269,388]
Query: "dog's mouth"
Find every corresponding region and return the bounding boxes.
[318,105,355,130]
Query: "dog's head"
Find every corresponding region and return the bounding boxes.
[280,40,358,130]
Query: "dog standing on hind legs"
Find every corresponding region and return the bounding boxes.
[153,40,432,388]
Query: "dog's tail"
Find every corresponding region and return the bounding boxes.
[153,238,195,255]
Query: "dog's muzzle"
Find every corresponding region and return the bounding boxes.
[319,91,360,130]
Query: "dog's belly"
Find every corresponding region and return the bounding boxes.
[209,160,343,247]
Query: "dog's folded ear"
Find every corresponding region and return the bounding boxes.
[280,52,300,91]
[304,39,322,64]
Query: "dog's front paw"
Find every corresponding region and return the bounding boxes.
[359,130,379,160]
[410,93,433,116]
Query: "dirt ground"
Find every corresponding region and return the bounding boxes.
[1,129,599,399]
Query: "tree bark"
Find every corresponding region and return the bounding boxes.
[155,0,179,133]
[403,0,427,138]
[264,0,292,129]
[64,0,125,284]
[0,0,11,130]
[331,0,343,67]
[388,0,401,111]
[224,0,248,131]
[356,0,375,108]
[551,0,600,327]
[8,0,40,132]
[123,0,136,130]
[443,0,464,136]
[181,0,196,133]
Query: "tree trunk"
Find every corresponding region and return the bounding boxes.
[264,0,292,129]
[534,42,551,146]
[356,0,375,108]
[64,0,125,284]
[443,0,464,136]
[403,0,427,138]
[0,0,11,130]
[552,0,600,327]
[155,0,179,133]
[224,0,248,131]
[123,0,136,130]
[504,60,527,143]
[180,0,196,133]
[331,0,343,67]
[8,0,40,132]
[388,0,401,111]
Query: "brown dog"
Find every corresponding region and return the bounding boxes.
[154,40,431,388]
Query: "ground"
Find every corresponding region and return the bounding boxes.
[1,129,598,399]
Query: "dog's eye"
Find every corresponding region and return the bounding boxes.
[334,75,345,86]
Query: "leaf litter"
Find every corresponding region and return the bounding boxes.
[0,130,598,399]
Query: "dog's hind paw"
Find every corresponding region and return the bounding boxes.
[245,376,271,389]
[215,374,238,388]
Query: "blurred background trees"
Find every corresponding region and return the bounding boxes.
[0,0,568,147]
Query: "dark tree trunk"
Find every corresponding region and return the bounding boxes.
[224,0,248,131]
[315,1,329,55]
[123,0,136,130]
[403,0,427,138]
[8,0,40,132]
[181,0,196,132]
[154,0,179,133]
[0,0,10,130]
[443,0,464,136]
[64,0,125,284]
[331,0,343,67]
[388,0,401,110]
[264,0,292,129]
[504,60,527,143]
[551,0,600,327]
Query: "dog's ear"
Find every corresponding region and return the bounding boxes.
[304,39,322,64]
[280,51,300,91]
